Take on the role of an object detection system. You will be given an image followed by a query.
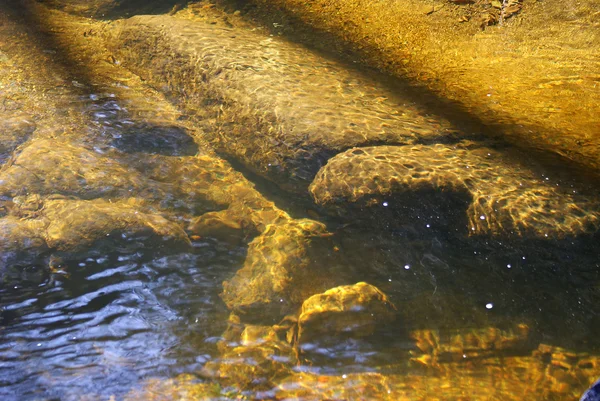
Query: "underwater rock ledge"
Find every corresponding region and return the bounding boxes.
[103,13,452,192]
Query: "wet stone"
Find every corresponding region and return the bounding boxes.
[188,201,290,245]
[221,218,337,322]
[297,282,397,345]
[39,197,190,252]
[274,348,600,401]
[309,144,600,238]
[188,209,246,245]
[0,196,190,278]
[408,323,533,369]
[0,138,159,200]
[201,314,296,391]
[0,116,35,165]
[124,374,236,401]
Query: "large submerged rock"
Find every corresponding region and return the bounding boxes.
[104,14,452,191]
[240,0,600,176]
[309,144,600,238]
[202,314,297,391]
[39,197,190,252]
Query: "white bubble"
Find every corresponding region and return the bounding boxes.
[479,215,486,220]
[485,303,493,309]
[507,264,512,269]
[382,202,389,207]
[404,265,410,270]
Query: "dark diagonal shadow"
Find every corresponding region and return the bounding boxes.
[0,0,199,157]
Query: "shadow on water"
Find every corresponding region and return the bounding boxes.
[0,0,201,158]
[111,124,199,156]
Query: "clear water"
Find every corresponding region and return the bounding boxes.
[1,1,599,400]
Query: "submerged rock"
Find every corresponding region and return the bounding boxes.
[241,0,600,177]
[40,197,190,252]
[188,198,289,245]
[104,14,451,191]
[124,374,235,401]
[221,218,336,321]
[203,316,297,391]
[0,138,157,199]
[310,144,600,238]
[0,216,48,275]
[0,196,190,275]
[409,323,533,368]
[0,117,35,165]
[297,282,396,345]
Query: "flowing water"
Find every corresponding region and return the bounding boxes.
[0,1,599,400]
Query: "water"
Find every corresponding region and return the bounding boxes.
[1,1,599,400]
[1,247,241,400]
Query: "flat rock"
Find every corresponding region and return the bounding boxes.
[40,197,190,252]
[0,138,158,199]
[0,196,190,276]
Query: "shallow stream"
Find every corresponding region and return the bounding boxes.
[1,1,599,400]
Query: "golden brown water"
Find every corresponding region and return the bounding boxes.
[0,1,599,400]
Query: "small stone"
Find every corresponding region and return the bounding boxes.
[298,282,396,344]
